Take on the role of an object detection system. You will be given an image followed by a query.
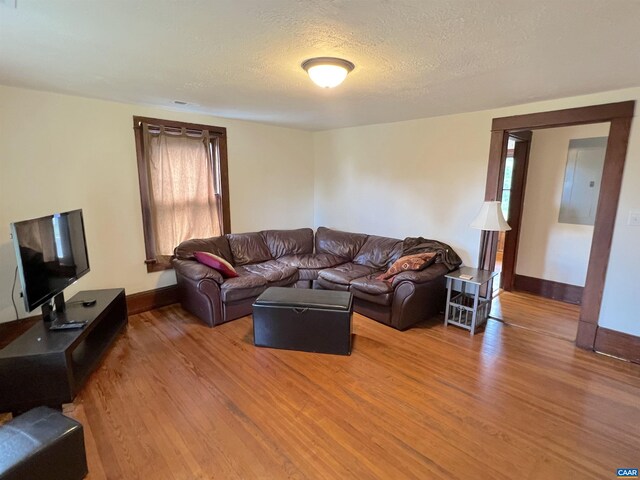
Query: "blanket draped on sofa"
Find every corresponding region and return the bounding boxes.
[401,237,463,271]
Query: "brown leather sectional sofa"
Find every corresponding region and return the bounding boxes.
[172,227,452,330]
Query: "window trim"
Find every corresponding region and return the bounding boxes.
[132,116,231,272]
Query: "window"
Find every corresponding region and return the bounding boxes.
[133,116,230,272]
[501,137,517,221]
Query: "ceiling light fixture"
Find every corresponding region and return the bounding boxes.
[301,57,355,88]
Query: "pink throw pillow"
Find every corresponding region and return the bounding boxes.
[193,251,238,278]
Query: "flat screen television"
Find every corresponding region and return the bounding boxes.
[11,209,90,328]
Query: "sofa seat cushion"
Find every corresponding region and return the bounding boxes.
[278,253,346,269]
[316,277,351,291]
[220,274,267,303]
[298,268,321,280]
[351,289,393,306]
[227,232,273,266]
[350,274,394,295]
[318,263,379,285]
[266,274,299,288]
[261,228,314,258]
[239,261,299,284]
[278,254,347,281]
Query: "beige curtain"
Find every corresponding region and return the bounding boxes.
[144,125,223,258]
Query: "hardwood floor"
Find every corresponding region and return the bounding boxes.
[490,290,580,341]
[62,304,640,480]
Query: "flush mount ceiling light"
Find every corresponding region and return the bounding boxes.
[301,57,355,88]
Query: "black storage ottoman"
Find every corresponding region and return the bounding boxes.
[0,406,88,480]
[253,287,353,355]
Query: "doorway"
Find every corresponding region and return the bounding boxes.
[495,132,531,293]
[492,125,610,340]
[482,101,634,350]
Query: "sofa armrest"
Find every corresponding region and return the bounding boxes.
[172,258,224,284]
[391,263,449,287]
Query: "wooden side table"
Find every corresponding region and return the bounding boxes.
[444,267,497,335]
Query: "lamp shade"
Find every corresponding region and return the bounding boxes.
[470,201,511,231]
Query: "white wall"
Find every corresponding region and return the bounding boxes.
[313,87,640,337]
[2,84,638,337]
[516,124,610,286]
[0,86,314,323]
[313,110,490,267]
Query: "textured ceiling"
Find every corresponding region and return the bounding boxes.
[1,0,640,130]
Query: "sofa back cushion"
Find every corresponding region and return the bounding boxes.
[174,235,233,263]
[261,228,314,258]
[227,232,273,266]
[352,235,403,270]
[315,227,368,261]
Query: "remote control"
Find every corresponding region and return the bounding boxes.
[50,320,88,330]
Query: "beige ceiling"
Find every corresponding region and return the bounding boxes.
[1,0,639,130]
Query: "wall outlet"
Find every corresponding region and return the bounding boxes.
[628,211,640,226]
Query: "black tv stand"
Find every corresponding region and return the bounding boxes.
[0,289,127,414]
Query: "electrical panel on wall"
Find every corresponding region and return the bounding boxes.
[558,137,608,226]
